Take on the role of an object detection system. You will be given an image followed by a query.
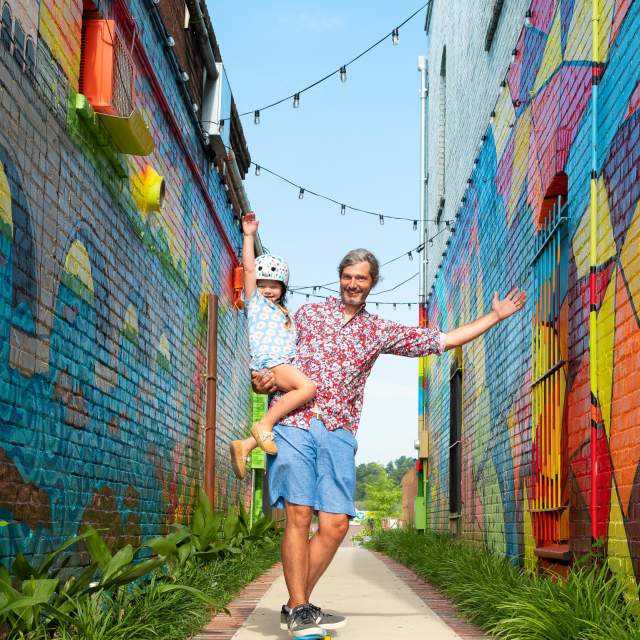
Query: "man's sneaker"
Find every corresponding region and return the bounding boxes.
[281,603,347,630]
[287,604,323,638]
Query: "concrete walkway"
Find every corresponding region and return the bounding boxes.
[228,547,485,640]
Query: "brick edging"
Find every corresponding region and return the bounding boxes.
[191,562,283,639]
[373,552,490,640]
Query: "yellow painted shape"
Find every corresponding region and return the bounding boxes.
[597,266,616,439]
[598,0,615,64]
[508,107,531,226]
[0,161,12,240]
[159,334,171,362]
[533,10,563,94]
[124,304,140,338]
[572,206,591,279]
[565,0,592,61]
[608,482,640,607]
[523,494,537,575]
[620,200,640,318]
[493,87,516,160]
[64,240,95,294]
[481,459,507,555]
[39,1,82,91]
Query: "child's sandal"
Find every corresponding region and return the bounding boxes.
[230,440,247,479]
[250,424,278,455]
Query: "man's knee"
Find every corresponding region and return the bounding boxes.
[285,503,313,530]
[319,515,350,542]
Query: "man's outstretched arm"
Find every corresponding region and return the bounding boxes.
[442,288,526,351]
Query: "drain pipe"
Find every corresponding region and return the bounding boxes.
[204,294,219,506]
[185,0,217,79]
[589,0,601,544]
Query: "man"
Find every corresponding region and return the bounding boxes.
[254,248,525,638]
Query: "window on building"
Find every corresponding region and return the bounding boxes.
[449,351,462,516]
[1,3,12,52]
[13,19,24,67]
[484,0,505,51]
[530,172,568,548]
[437,46,447,223]
[25,37,35,77]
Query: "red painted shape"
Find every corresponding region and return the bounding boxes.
[612,0,633,45]
[113,0,238,265]
[625,80,640,120]
[594,416,612,540]
[530,0,558,33]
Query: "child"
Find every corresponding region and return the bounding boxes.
[230,213,316,479]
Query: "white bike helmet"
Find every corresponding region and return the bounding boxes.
[255,254,289,287]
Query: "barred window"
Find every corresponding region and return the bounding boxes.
[530,173,568,547]
[449,350,462,516]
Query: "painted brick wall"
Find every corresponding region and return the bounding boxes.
[422,0,640,593]
[0,0,253,568]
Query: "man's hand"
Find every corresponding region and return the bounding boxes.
[242,212,259,237]
[491,288,526,321]
[251,369,277,394]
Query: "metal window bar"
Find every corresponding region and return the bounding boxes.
[530,195,567,546]
[449,364,462,514]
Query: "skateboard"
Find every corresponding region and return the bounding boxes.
[290,634,331,639]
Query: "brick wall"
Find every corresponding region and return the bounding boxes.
[0,0,253,567]
[421,0,640,591]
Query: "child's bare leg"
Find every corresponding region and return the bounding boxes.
[251,365,316,454]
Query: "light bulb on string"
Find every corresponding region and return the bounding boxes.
[490,110,495,125]
[340,204,346,216]
[306,294,310,301]
[255,164,260,176]
[511,48,518,63]
[219,118,225,132]
[254,110,260,125]
[413,220,418,231]
[299,188,305,199]
[525,10,532,26]
[376,303,379,309]
[293,93,300,108]
[392,27,399,46]
[340,66,347,83]
[408,251,413,262]
[408,303,412,310]
[393,303,397,311]
[379,215,385,225]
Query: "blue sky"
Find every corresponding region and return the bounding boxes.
[209,1,430,464]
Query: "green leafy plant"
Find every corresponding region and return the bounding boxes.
[368,528,640,640]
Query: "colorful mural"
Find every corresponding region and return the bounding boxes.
[424,0,640,588]
[0,0,253,567]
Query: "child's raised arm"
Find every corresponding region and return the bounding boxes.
[242,212,259,299]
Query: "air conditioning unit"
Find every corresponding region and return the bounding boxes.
[80,19,135,117]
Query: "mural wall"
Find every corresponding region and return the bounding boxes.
[0,0,253,567]
[424,0,640,589]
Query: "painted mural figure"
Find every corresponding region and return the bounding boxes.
[230,213,316,479]
[252,245,526,637]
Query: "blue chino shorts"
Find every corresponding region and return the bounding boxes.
[267,418,358,517]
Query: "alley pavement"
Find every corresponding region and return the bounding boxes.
[227,546,487,640]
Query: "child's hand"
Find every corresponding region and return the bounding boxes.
[242,212,259,236]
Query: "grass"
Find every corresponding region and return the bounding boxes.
[52,538,281,640]
[367,528,640,640]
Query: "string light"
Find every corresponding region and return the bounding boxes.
[219,118,225,132]
[511,48,518,63]
[413,220,418,231]
[299,187,305,199]
[179,71,189,82]
[166,36,175,47]
[379,215,385,225]
[255,164,261,176]
[408,251,413,261]
[525,10,532,26]
[293,93,300,108]
[228,4,427,120]
[254,109,260,125]
[341,204,346,215]
[490,110,495,125]
[393,303,397,311]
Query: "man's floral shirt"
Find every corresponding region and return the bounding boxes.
[273,296,445,435]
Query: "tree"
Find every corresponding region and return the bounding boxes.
[385,456,415,485]
[355,462,386,503]
[363,473,402,519]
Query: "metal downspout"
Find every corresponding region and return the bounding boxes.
[589,0,601,543]
[418,55,430,527]
[204,294,219,506]
[185,0,217,78]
